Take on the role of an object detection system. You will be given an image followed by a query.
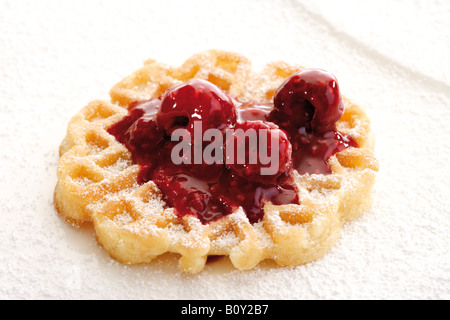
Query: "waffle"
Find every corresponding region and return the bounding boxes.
[54,50,378,273]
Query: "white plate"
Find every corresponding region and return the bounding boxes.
[1,0,449,299]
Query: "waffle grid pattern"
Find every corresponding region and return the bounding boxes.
[55,50,378,273]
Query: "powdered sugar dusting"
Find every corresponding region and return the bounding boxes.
[1,0,449,299]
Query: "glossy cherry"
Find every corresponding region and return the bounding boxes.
[156,79,237,135]
[224,121,292,182]
[270,68,344,133]
[107,99,166,164]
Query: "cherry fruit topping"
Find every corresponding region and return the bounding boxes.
[107,99,165,164]
[270,68,344,133]
[108,71,357,225]
[224,121,292,182]
[156,79,237,135]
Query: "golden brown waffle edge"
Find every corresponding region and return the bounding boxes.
[54,49,378,273]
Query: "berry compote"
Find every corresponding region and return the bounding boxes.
[108,71,358,224]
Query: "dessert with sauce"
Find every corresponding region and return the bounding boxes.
[54,50,378,273]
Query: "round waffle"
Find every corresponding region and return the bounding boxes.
[54,50,378,273]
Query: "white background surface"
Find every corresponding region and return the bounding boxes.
[1,0,449,300]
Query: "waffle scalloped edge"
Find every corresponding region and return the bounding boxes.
[54,49,379,273]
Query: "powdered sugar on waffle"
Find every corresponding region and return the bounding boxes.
[1,0,449,299]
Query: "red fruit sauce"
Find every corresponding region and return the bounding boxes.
[107,75,357,224]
